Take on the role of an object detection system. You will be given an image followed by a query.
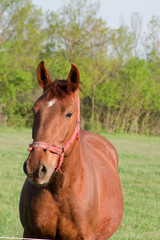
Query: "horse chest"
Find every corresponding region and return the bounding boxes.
[28,192,79,239]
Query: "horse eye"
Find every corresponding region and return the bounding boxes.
[65,112,73,119]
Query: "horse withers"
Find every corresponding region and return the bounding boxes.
[19,61,123,240]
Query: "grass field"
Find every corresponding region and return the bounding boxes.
[0,127,160,239]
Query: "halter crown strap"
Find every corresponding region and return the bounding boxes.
[28,96,80,173]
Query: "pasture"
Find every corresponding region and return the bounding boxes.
[0,127,160,239]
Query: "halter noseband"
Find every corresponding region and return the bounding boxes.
[28,96,80,173]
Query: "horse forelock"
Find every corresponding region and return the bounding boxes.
[43,79,82,101]
[43,79,70,101]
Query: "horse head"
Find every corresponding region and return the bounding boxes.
[23,61,80,186]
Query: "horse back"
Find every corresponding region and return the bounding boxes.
[80,130,118,169]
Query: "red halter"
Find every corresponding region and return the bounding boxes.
[28,96,80,173]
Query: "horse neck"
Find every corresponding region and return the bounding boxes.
[49,139,81,194]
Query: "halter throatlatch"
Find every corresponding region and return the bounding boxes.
[28,96,80,173]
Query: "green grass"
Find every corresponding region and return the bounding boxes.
[0,128,160,239]
[103,133,160,240]
[0,127,32,238]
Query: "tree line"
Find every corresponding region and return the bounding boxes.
[0,0,160,135]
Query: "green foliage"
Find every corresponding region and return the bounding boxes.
[0,0,160,135]
[0,0,45,125]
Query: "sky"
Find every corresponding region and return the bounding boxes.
[32,0,160,31]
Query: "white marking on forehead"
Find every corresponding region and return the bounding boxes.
[47,98,57,107]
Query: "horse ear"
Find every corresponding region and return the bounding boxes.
[67,63,80,92]
[37,61,51,88]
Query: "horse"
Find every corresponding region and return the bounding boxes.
[19,61,123,240]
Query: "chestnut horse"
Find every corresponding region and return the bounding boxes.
[19,61,123,240]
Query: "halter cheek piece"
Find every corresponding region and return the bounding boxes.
[28,96,80,173]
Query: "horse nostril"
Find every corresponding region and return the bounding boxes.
[23,161,28,176]
[38,164,47,179]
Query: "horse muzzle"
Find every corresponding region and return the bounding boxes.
[23,148,59,185]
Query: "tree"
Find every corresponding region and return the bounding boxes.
[45,0,109,130]
[0,0,160,135]
[0,0,45,125]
